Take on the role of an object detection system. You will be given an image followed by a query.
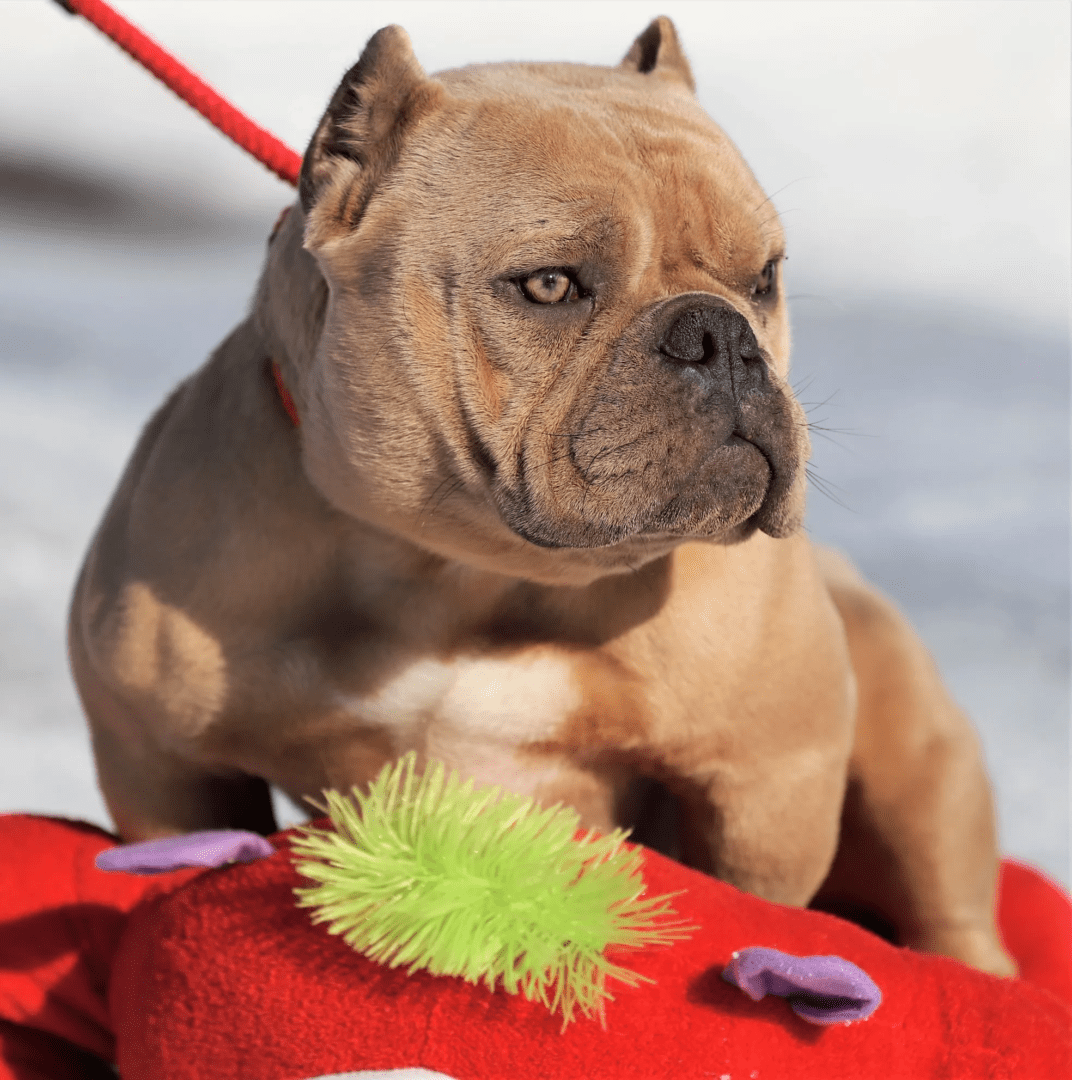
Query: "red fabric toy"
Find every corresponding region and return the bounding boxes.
[1,813,1069,1079]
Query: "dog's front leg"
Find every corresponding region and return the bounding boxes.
[814,549,1016,976]
[71,625,276,840]
[672,748,851,909]
[90,717,277,841]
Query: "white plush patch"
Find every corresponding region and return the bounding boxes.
[305,1071,457,1080]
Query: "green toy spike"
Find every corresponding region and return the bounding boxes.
[291,753,692,1026]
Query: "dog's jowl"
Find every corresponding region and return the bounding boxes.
[69,18,1015,976]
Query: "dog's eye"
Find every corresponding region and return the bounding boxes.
[752,259,778,299]
[519,269,579,304]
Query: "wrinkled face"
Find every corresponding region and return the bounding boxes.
[300,60,808,584]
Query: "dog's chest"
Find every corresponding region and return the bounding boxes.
[336,650,586,744]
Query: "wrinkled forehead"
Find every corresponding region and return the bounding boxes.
[394,63,782,263]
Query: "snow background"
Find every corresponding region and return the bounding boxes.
[0,0,1068,883]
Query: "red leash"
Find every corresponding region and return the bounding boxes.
[56,0,302,187]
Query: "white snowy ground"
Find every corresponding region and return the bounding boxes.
[0,1,1068,883]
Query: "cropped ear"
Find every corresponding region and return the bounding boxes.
[619,16,696,93]
[300,25,442,241]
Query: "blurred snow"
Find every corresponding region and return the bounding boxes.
[0,1,1068,882]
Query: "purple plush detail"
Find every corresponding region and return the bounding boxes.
[94,830,276,875]
[722,945,882,1025]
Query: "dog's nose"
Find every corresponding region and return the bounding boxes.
[658,300,767,396]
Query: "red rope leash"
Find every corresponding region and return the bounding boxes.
[57,0,301,187]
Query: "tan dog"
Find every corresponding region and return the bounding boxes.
[69,18,1014,975]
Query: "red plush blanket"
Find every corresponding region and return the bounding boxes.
[1,814,1069,1079]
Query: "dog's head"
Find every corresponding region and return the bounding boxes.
[265,18,808,585]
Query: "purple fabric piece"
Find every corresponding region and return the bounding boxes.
[722,945,882,1025]
[94,830,275,875]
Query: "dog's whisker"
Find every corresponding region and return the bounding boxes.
[752,176,810,215]
[523,451,574,477]
[757,208,798,230]
[798,390,843,413]
[807,421,871,439]
[537,426,612,440]
[805,466,854,511]
[808,428,852,449]
[418,476,466,526]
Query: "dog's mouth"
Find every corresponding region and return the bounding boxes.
[492,296,808,551]
[496,431,778,550]
[631,435,775,539]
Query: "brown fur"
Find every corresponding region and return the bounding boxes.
[69,18,1014,975]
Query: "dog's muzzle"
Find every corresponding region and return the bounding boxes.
[497,293,807,549]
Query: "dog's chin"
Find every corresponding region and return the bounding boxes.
[497,454,776,554]
[504,509,765,554]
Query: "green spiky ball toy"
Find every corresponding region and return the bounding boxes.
[290,753,691,1026]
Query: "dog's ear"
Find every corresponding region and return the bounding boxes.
[619,16,696,93]
[300,25,442,240]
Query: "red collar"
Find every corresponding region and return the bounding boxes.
[271,360,300,427]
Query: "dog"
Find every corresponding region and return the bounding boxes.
[68,17,1015,976]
